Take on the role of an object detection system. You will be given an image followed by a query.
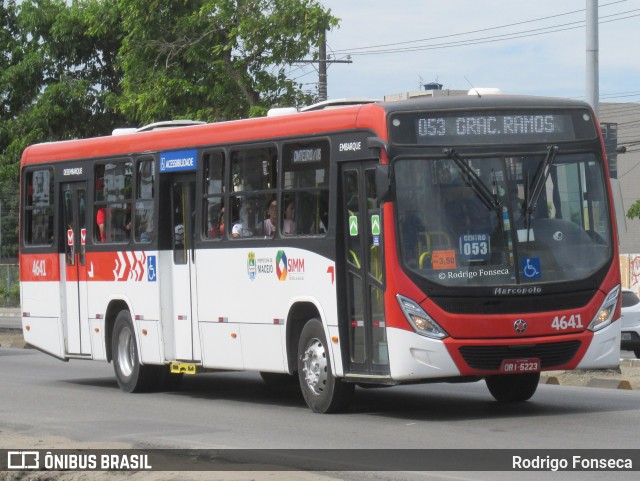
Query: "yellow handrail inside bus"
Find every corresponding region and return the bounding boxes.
[349,249,361,269]
[417,231,451,269]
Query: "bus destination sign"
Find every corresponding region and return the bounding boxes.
[416,114,572,144]
[390,109,596,145]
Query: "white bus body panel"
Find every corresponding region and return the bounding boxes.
[194,247,340,375]
[199,322,244,369]
[21,280,64,358]
[22,247,341,376]
[386,327,461,381]
[576,321,622,369]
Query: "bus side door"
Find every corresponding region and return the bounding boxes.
[340,161,390,375]
[170,175,201,361]
[61,182,90,355]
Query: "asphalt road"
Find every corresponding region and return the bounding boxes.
[1,348,640,446]
[3,348,640,479]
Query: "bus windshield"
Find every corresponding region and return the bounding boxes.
[394,151,612,287]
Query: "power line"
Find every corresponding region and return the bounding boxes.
[331,0,628,54]
[330,5,638,57]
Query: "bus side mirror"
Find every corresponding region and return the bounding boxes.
[375,164,392,205]
[366,137,392,205]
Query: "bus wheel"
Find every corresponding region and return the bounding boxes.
[297,319,354,413]
[485,372,540,403]
[112,310,156,393]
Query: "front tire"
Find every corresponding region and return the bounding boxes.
[112,310,159,393]
[485,372,540,403]
[297,319,353,413]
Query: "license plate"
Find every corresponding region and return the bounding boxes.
[622,332,632,341]
[500,358,540,373]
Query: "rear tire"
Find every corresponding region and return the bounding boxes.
[112,310,159,393]
[297,319,354,413]
[485,373,540,403]
[634,348,640,359]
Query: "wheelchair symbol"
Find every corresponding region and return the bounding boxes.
[147,256,157,282]
[522,257,541,279]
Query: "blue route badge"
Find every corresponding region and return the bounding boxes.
[521,257,541,280]
[459,233,490,261]
[147,256,157,282]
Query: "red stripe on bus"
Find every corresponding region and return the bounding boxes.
[20,253,60,282]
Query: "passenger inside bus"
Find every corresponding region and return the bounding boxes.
[96,207,106,242]
[283,200,296,235]
[231,198,257,238]
[208,206,224,238]
[262,199,277,236]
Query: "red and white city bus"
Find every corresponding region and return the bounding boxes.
[20,95,621,413]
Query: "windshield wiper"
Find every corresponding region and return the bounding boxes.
[525,145,559,221]
[443,148,501,211]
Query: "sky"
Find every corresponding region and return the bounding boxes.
[291,0,640,103]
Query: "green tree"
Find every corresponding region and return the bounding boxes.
[117,0,338,123]
[1,0,337,257]
[1,0,126,171]
[627,200,640,220]
[1,0,126,257]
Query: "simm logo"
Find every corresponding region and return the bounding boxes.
[275,250,305,281]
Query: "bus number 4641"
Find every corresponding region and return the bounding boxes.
[32,259,47,277]
[551,314,583,331]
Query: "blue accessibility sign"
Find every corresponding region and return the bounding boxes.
[159,149,198,172]
[521,257,541,280]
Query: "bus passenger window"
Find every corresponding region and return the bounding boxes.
[203,151,225,240]
[282,140,330,236]
[230,146,277,239]
[94,160,132,243]
[135,158,155,243]
[23,169,54,246]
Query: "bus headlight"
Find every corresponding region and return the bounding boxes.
[588,285,620,332]
[396,295,448,339]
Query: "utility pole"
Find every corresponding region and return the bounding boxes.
[318,30,328,102]
[298,30,351,102]
[586,0,599,116]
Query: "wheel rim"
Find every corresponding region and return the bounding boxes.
[302,337,328,395]
[116,325,135,378]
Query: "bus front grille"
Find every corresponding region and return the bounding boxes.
[458,340,581,370]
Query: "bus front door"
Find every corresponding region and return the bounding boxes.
[340,161,390,376]
[170,175,201,362]
[61,182,90,355]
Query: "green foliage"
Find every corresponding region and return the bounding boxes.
[627,200,640,220]
[1,0,337,258]
[116,0,338,123]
